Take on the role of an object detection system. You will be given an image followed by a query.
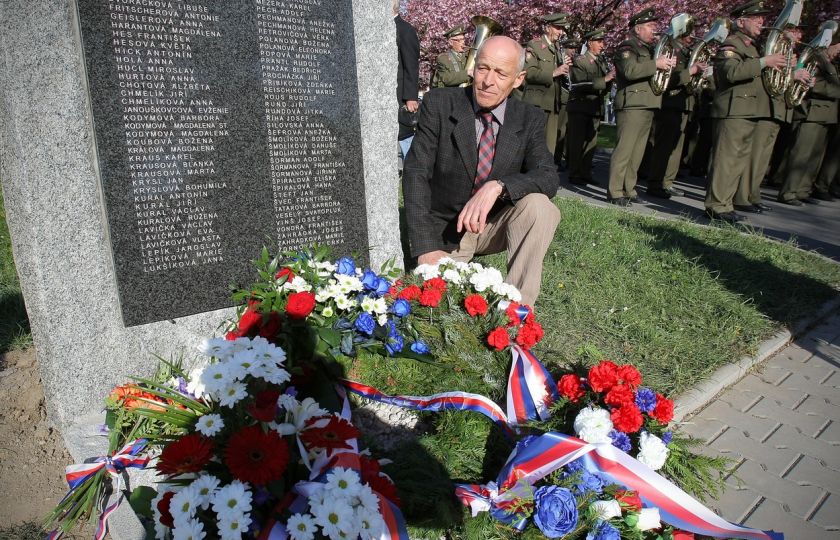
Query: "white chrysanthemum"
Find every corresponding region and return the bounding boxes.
[172,518,206,540]
[317,260,336,273]
[377,313,388,326]
[195,414,224,437]
[360,297,376,314]
[492,282,522,303]
[413,263,440,280]
[219,513,252,540]
[170,485,200,527]
[198,337,234,359]
[573,406,614,444]
[311,499,355,539]
[636,432,670,470]
[261,364,291,386]
[636,507,662,531]
[324,468,362,498]
[442,268,463,284]
[336,274,363,292]
[229,336,256,354]
[286,513,318,540]
[250,339,286,364]
[283,276,312,292]
[355,484,380,514]
[218,381,248,408]
[469,267,504,292]
[193,474,220,510]
[306,485,330,508]
[334,295,353,310]
[186,366,208,399]
[590,499,622,520]
[356,507,385,539]
[212,481,252,522]
[322,305,334,318]
[372,297,388,314]
[228,349,260,379]
[200,362,232,394]
[315,287,332,303]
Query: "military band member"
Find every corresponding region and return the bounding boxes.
[814,43,840,199]
[556,37,582,168]
[778,35,840,205]
[607,8,676,206]
[431,25,470,88]
[765,26,805,187]
[566,28,615,186]
[647,33,707,198]
[704,0,789,222]
[522,12,572,158]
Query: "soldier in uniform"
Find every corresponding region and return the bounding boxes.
[566,28,615,186]
[431,25,470,88]
[607,8,676,206]
[522,13,572,158]
[556,37,582,168]
[703,0,788,222]
[814,43,840,200]
[647,32,707,198]
[778,35,840,205]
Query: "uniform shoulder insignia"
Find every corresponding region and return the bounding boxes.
[541,43,547,49]
[621,50,631,58]
[526,50,533,60]
[722,50,737,58]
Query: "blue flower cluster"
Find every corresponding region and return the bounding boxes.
[635,386,657,413]
[533,485,579,538]
[609,430,632,453]
[586,520,621,540]
[361,269,390,297]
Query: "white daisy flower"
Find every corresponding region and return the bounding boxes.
[360,297,376,314]
[257,364,291,386]
[172,518,206,540]
[324,468,362,498]
[356,507,385,539]
[192,474,220,510]
[218,513,252,540]
[200,362,231,394]
[195,414,224,437]
[185,366,208,399]
[218,381,248,408]
[371,297,388,314]
[250,340,286,364]
[198,337,233,359]
[322,305,334,318]
[212,481,252,522]
[311,499,354,539]
[228,350,260,379]
[356,484,380,514]
[170,485,200,527]
[286,513,317,540]
[334,295,353,310]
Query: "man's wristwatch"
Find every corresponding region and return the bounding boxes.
[495,179,509,200]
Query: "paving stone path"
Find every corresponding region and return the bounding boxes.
[681,312,840,538]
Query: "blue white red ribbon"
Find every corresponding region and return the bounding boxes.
[506,344,559,424]
[456,432,783,540]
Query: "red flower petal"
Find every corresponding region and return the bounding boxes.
[224,426,289,486]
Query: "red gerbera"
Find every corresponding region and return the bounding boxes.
[366,471,401,506]
[300,415,360,451]
[224,426,289,486]
[557,374,585,402]
[588,360,619,392]
[650,393,675,424]
[157,491,176,527]
[487,327,510,351]
[397,284,421,301]
[156,433,215,475]
[464,294,489,317]
[611,404,644,433]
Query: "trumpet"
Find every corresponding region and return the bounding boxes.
[460,15,503,87]
[686,18,731,94]
[785,20,838,107]
[762,0,803,96]
[652,13,694,96]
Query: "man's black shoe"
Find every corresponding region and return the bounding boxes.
[734,204,761,213]
[812,191,835,202]
[706,209,743,223]
[753,202,772,212]
[666,186,685,197]
[647,187,672,199]
[608,197,631,207]
[569,178,589,186]
[801,197,820,205]
[779,198,803,206]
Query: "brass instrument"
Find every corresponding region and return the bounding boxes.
[686,18,731,94]
[652,13,695,96]
[762,0,802,96]
[460,15,504,87]
[785,21,838,107]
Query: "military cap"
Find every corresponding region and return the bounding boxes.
[443,24,466,38]
[628,8,658,27]
[583,27,607,41]
[730,0,771,18]
[541,12,571,27]
[562,38,582,50]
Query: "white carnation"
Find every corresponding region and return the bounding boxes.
[636,432,669,470]
[413,263,441,280]
[636,507,661,531]
[492,282,522,302]
[442,268,463,284]
[469,267,504,292]
[573,406,614,444]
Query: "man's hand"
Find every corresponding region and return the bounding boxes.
[689,61,708,76]
[793,68,814,86]
[405,100,419,113]
[456,181,504,234]
[656,55,677,70]
[417,250,449,266]
[553,64,570,77]
[763,53,788,70]
[605,69,616,82]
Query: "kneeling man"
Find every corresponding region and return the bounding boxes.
[403,36,561,306]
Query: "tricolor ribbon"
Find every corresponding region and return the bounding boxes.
[506,344,559,425]
[456,432,783,540]
[49,439,149,540]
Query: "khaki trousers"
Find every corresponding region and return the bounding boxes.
[555,108,568,164]
[566,113,600,182]
[705,118,756,213]
[449,193,561,307]
[814,124,840,195]
[543,110,559,157]
[779,122,830,202]
[736,119,780,206]
[649,109,689,190]
[608,109,655,199]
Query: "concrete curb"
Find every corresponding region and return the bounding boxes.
[673,294,840,423]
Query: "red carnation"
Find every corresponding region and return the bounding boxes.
[157,491,176,527]
[588,360,619,392]
[487,327,510,351]
[397,284,422,301]
[505,301,523,326]
[616,489,642,511]
[286,291,316,319]
[557,374,585,402]
[611,404,644,433]
[515,321,544,348]
[617,364,643,388]
[604,384,635,408]
[464,294,489,317]
[650,393,674,424]
[419,287,443,307]
[225,426,289,486]
[225,331,238,341]
[300,415,360,451]
[424,277,447,291]
[673,531,695,540]
[237,307,263,337]
[275,267,296,282]
[247,389,281,422]
[258,311,282,340]
[156,433,215,476]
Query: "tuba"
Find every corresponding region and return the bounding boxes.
[460,15,504,87]
[686,18,731,94]
[762,0,802,96]
[651,13,695,96]
[785,21,838,107]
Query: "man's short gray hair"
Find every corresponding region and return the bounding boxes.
[475,36,527,71]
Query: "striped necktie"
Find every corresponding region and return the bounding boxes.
[474,111,496,192]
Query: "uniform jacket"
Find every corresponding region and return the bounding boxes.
[432,50,469,88]
[662,42,695,113]
[614,35,662,110]
[396,15,420,104]
[567,51,611,116]
[522,36,569,112]
[711,31,770,119]
[794,52,840,124]
[403,87,559,257]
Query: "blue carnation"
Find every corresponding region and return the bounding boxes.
[410,340,430,354]
[635,387,657,413]
[391,299,411,317]
[336,256,356,275]
[565,458,585,473]
[662,431,673,444]
[609,430,632,453]
[586,520,621,540]
[533,485,578,538]
[385,332,404,355]
[572,470,604,496]
[354,313,375,336]
[361,269,379,291]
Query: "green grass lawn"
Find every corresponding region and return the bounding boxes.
[0,188,31,353]
[597,122,617,148]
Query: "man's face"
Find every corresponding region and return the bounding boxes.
[634,22,658,44]
[449,34,467,53]
[785,28,802,43]
[546,24,565,42]
[588,39,605,55]
[472,37,526,110]
[737,15,764,38]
